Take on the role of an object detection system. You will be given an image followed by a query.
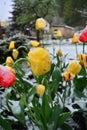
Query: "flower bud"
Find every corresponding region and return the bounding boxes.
[57,49,63,57]
[6,56,14,67]
[37,84,45,96]
[9,41,15,50]
[72,33,79,44]
[56,30,62,39]
[12,49,19,59]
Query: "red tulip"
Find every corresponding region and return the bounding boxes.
[0,65,16,88]
[79,26,87,42]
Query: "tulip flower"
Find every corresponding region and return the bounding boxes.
[35,18,46,30]
[9,41,15,50]
[56,30,62,39]
[6,56,14,67]
[30,40,40,47]
[62,71,75,82]
[37,84,45,96]
[72,33,79,44]
[77,54,87,68]
[12,49,19,59]
[79,26,87,42]
[79,26,87,53]
[0,65,16,88]
[57,49,63,57]
[28,47,51,76]
[72,33,79,55]
[66,61,81,76]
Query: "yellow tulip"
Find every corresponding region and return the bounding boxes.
[56,30,62,39]
[28,47,51,76]
[35,18,46,30]
[12,49,19,59]
[72,33,79,44]
[37,84,45,96]
[62,71,75,82]
[9,41,15,50]
[57,49,63,57]
[67,61,81,75]
[30,40,40,47]
[77,54,87,68]
[6,56,14,67]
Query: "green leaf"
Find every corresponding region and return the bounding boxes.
[51,69,62,99]
[0,114,12,130]
[28,86,36,97]
[49,105,62,129]
[52,69,62,83]
[42,94,52,123]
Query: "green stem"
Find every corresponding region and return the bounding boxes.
[13,58,27,66]
[83,42,85,53]
[59,38,62,50]
[75,43,78,57]
[36,30,40,42]
[17,46,28,51]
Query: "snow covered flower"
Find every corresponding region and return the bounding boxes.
[28,47,51,76]
[0,65,16,88]
[37,84,45,96]
[35,18,46,30]
[9,41,15,50]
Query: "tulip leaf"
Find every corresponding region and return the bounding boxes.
[51,69,62,98]
[42,94,52,123]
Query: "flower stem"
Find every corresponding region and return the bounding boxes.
[36,30,40,42]
[83,42,85,53]
[75,43,78,57]
[13,58,27,66]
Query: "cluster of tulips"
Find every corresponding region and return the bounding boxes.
[0,18,87,130]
